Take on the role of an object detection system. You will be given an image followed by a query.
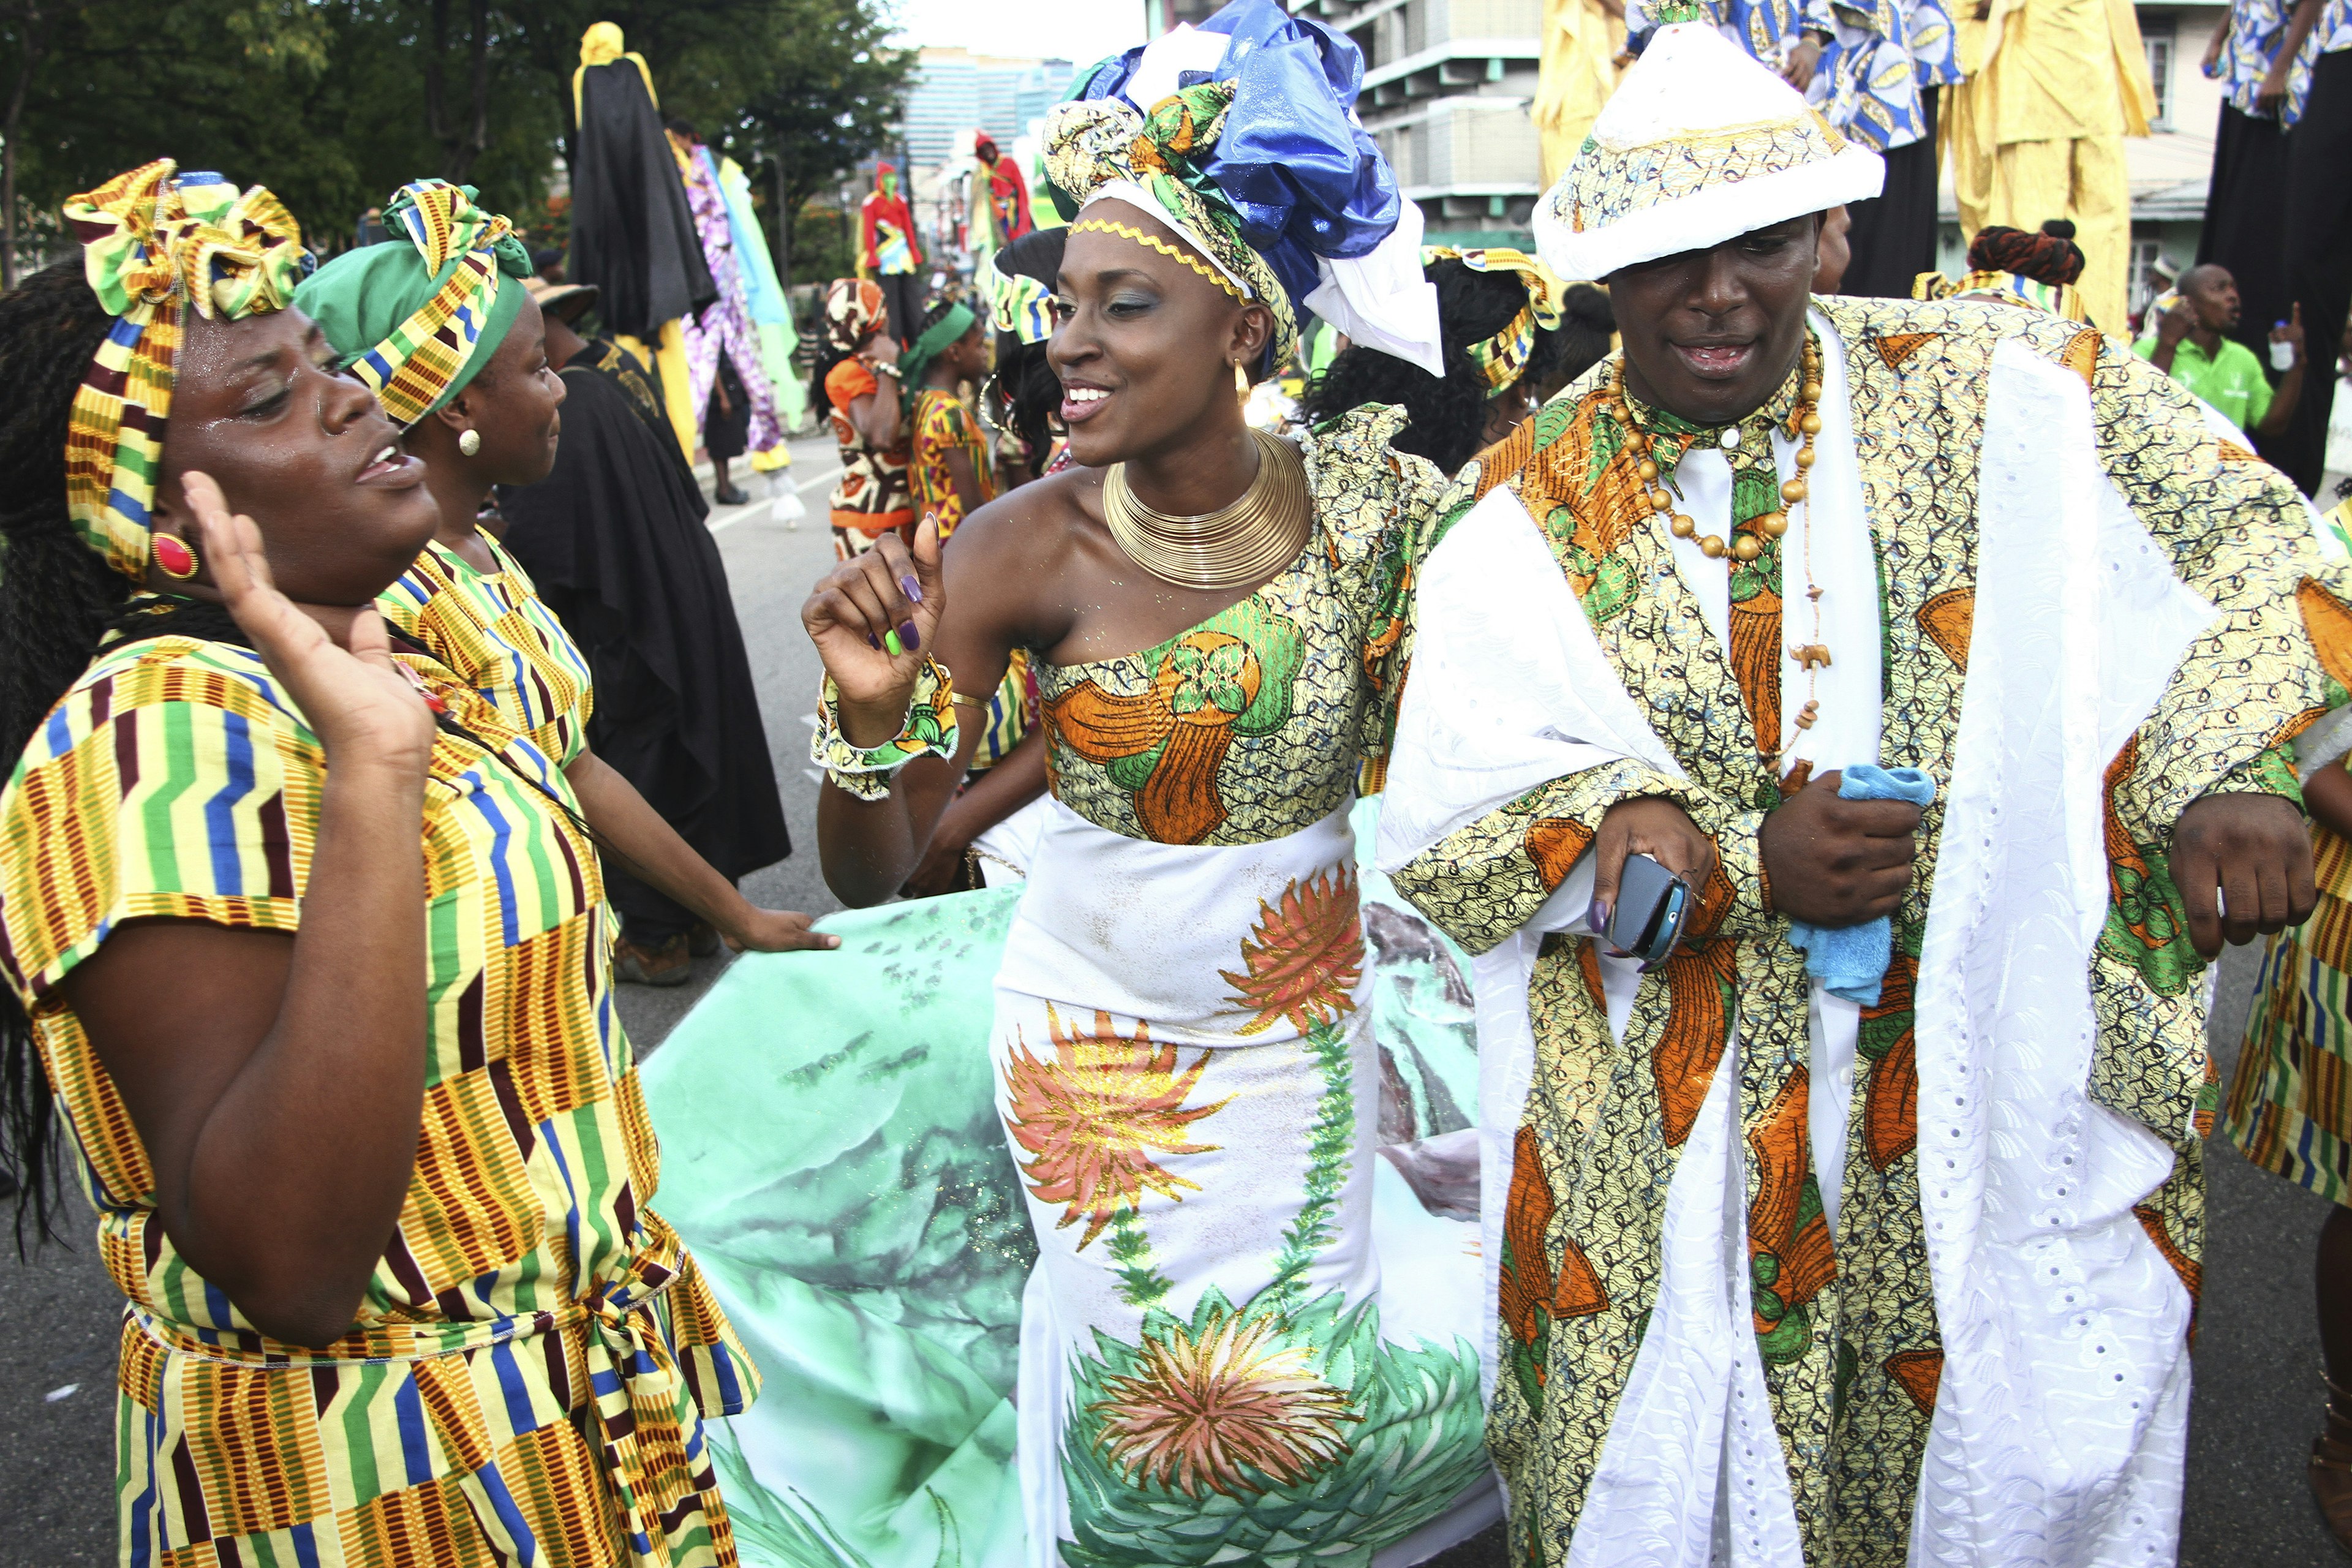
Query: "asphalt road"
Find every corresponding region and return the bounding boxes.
[0,431,2339,1563]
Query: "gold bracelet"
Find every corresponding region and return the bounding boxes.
[1070,219,1247,304]
[950,690,992,709]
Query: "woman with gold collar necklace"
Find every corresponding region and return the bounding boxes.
[296,179,827,984]
[797,4,1500,1558]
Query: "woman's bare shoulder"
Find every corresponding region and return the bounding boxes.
[942,464,1102,568]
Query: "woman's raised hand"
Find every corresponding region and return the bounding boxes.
[183,470,437,775]
[802,514,948,747]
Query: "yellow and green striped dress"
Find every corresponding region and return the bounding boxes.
[0,630,755,1565]
[379,527,596,766]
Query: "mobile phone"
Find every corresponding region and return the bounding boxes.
[1605,853,1691,968]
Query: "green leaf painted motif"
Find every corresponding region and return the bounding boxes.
[1107,1208,1172,1308]
[1583,553,1635,628]
[1533,396,1579,452]
[1218,606,1305,737]
[1060,1289,1488,1568]
[2098,842,2200,997]
[1268,1018,1357,1303]
[1730,465,1779,522]
[1106,735,1169,794]
[1584,407,1626,486]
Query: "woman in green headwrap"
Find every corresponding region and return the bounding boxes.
[900,293,995,539]
[296,179,830,982]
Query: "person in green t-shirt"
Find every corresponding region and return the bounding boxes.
[2135,263,2307,439]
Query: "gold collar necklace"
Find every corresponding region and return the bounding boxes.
[1101,426,1311,591]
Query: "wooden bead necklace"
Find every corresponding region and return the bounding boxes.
[1608,337,1824,562]
[1610,338,1834,771]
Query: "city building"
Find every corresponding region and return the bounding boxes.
[879,47,1076,265]
[1290,0,1547,249]
[897,47,1076,168]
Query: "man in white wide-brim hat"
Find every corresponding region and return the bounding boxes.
[1380,13,2342,1565]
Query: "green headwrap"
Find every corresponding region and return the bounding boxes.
[898,301,977,413]
[292,179,534,426]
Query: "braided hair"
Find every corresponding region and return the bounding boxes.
[0,262,145,1243]
[1967,221,2087,287]
[1300,257,1571,477]
[992,228,1067,480]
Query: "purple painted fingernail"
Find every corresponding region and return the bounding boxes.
[900,574,924,604]
[867,632,881,650]
[1588,897,1612,933]
[900,619,921,652]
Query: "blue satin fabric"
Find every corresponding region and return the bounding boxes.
[1074,0,1401,311]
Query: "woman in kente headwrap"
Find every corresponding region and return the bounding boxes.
[1911,218,2093,320]
[1303,246,1588,476]
[796,3,1501,1559]
[0,160,757,1560]
[982,227,1070,486]
[296,180,823,985]
[812,276,916,560]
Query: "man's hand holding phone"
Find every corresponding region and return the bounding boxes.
[1590,796,1718,963]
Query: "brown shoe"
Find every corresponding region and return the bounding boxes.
[687,922,721,958]
[613,932,692,987]
[2315,1382,2352,1558]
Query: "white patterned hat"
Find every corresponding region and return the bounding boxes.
[1532,20,1885,281]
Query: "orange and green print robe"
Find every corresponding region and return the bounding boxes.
[1376,295,2350,1567]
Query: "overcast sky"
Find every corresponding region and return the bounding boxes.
[884,0,1150,67]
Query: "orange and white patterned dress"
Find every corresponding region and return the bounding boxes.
[0,628,755,1565]
[909,386,996,540]
[987,408,1494,1564]
[824,357,913,560]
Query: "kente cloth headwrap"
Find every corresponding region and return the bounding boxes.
[1425,245,1565,398]
[64,159,312,581]
[1910,268,2090,323]
[292,180,533,428]
[986,259,1057,345]
[822,277,885,356]
[1964,224,2085,286]
[1534,18,1885,281]
[897,301,976,411]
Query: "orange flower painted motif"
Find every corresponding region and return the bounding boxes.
[1885,1348,1943,1414]
[2299,578,2352,693]
[1047,622,1301,844]
[1220,867,1364,1035]
[1090,1306,1358,1497]
[1498,1125,1558,1354]
[1525,817,1594,892]
[1001,1006,1232,1249]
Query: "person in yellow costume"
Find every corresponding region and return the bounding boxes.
[1944,0,2156,331]
[1535,0,1631,187]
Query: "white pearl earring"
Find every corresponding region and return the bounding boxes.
[458,429,481,457]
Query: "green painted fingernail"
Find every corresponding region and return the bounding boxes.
[884,628,904,657]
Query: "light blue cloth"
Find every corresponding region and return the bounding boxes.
[1785,763,1937,1006]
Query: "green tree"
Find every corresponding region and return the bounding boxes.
[0,0,906,284]
[733,0,911,287]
